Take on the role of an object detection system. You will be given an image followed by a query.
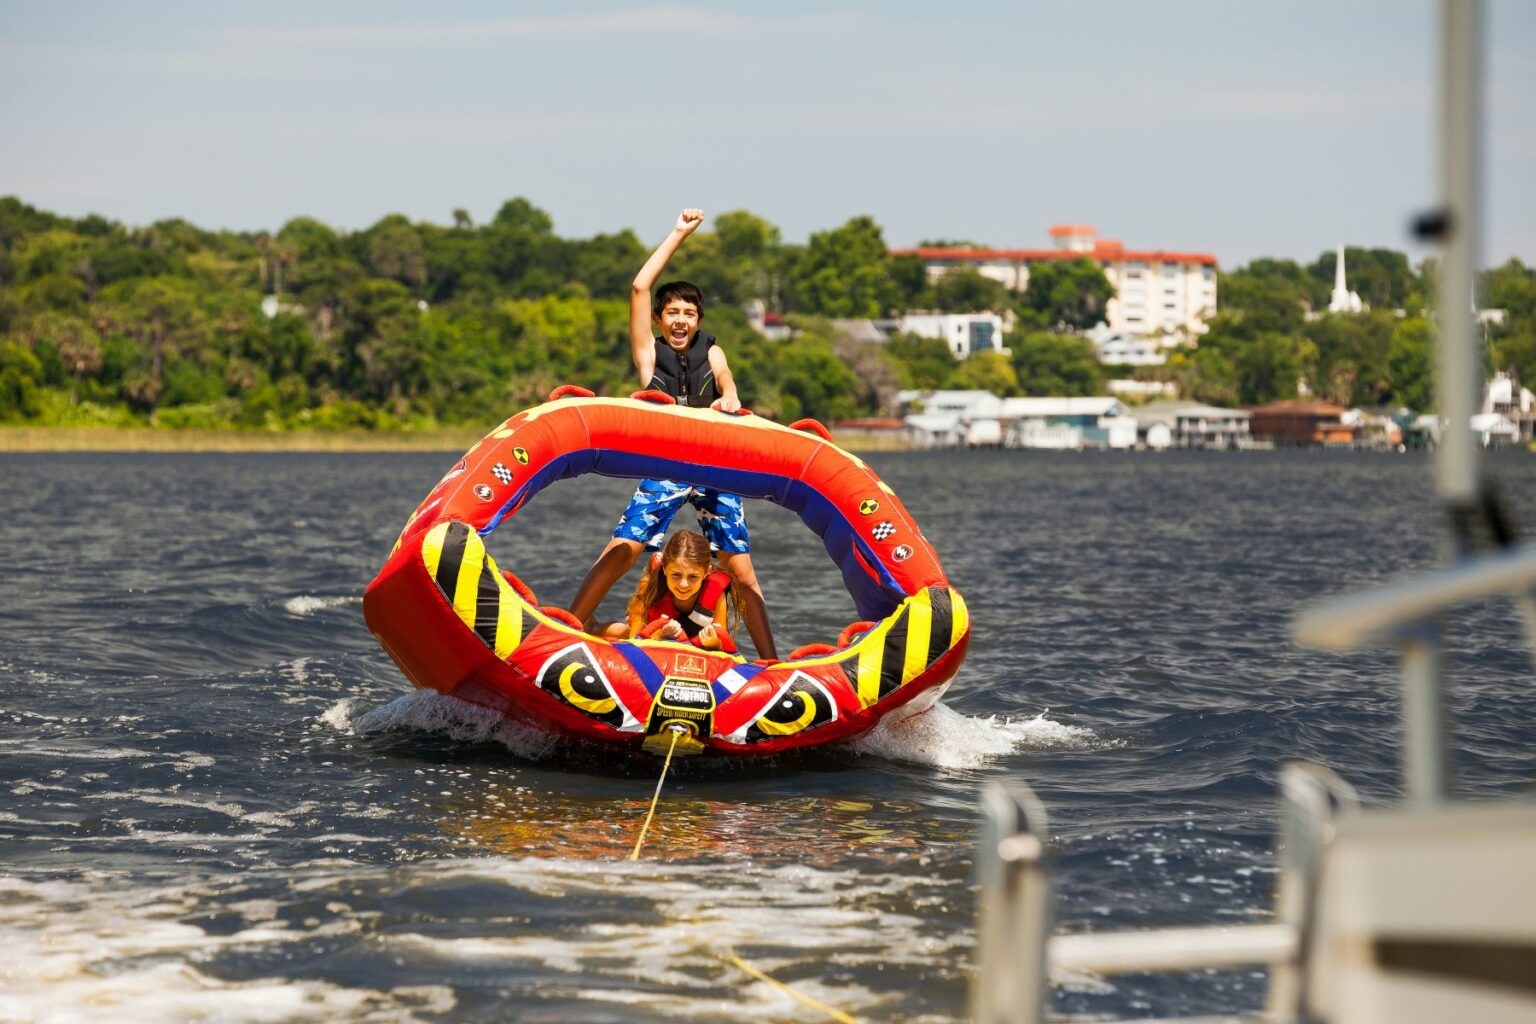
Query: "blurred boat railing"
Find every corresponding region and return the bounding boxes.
[1293,542,1536,654]
[972,766,1357,1024]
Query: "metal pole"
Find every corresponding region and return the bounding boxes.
[1401,623,1451,805]
[1434,0,1483,506]
[973,783,1050,1024]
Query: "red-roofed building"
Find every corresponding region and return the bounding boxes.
[892,225,1219,338]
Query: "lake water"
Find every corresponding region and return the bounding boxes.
[2,447,1534,1022]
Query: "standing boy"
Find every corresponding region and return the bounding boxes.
[567,209,778,659]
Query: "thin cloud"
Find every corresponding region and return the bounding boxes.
[211,7,866,48]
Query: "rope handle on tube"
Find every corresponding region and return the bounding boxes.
[630,389,676,405]
[788,417,834,441]
[836,621,877,647]
[500,569,539,605]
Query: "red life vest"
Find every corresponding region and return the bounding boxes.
[646,569,732,642]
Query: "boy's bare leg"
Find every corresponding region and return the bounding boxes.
[719,552,777,660]
[569,537,644,631]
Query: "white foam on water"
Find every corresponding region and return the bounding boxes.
[282,594,360,617]
[0,740,156,761]
[0,875,453,1023]
[384,856,947,1020]
[319,697,361,733]
[346,690,561,760]
[115,792,246,817]
[851,703,1103,768]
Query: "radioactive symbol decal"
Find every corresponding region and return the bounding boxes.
[728,671,839,744]
[535,642,640,732]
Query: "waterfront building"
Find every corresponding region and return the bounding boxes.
[1000,396,1137,450]
[1483,369,1535,441]
[1246,400,1356,446]
[1127,400,1252,450]
[892,225,1218,338]
[897,390,1003,448]
[904,413,967,449]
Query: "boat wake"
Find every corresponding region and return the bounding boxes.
[328,691,561,760]
[325,690,1102,770]
[852,702,1104,769]
[282,594,361,617]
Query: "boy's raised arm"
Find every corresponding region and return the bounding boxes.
[630,208,704,383]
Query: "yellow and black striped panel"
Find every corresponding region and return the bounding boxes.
[838,586,969,707]
[422,521,534,660]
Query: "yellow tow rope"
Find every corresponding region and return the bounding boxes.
[629,725,683,861]
[718,948,862,1024]
[626,726,862,1023]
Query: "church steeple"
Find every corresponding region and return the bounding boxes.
[1328,244,1364,313]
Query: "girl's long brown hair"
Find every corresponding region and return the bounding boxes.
[627,530,742,634]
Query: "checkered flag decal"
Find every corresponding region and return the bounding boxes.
[491,463,512,484]
[872,520,895,542]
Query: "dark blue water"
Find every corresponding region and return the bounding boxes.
[2,448,1533,1021]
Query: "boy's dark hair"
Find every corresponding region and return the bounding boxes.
[653,281,704,319]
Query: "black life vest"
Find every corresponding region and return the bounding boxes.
[650,332,719,407]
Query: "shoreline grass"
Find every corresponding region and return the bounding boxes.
[0,425,914,453]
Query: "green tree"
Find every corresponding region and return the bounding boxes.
[1387,316,1435,410]
[1018,258,1112,331]
[29,312,102,403]
[1217,263,1312,334]
[933,267,1012,313]
[486,197,560,294]
[1231,331,1301,404]
[774,337,862,422]
[1008,330,1103,396]
[884,333,955,389]
[95,276,208,412]
[0,341,44,419]
[887,253,933,312]
[362,215,427,289]
[791,216,894,318]
[950,351,1019,395]
[1169,346,1239,407]
[1302,311,1395,405]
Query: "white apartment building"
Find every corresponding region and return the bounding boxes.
[897,312,1010,360]
[893,225,1218,338]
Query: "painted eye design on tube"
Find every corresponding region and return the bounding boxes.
[536,643,639,731]
[739,672,838,743]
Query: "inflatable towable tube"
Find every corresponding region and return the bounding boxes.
[363,387,970,756]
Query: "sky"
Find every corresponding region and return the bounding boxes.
[2,1,1533,269]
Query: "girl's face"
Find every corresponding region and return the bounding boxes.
[663,559,706,603]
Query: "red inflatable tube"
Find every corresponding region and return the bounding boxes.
[363,389,970,757]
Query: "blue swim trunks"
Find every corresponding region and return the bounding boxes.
[613,478,750,554]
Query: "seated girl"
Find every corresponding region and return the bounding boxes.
[598,530,740,652]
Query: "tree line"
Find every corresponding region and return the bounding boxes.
[1,194,1534,429]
